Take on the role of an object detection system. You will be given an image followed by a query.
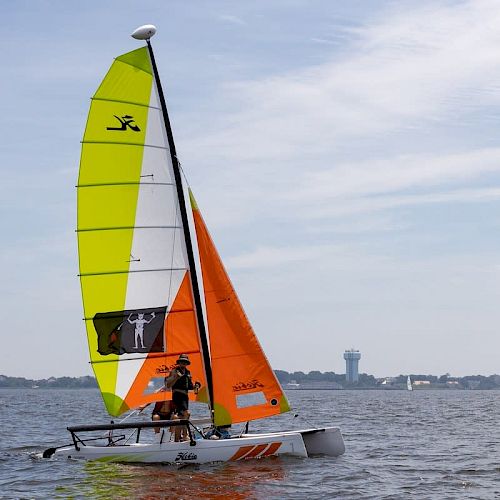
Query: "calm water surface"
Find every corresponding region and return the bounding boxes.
[1,389,499,499]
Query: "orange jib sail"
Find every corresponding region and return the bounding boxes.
[190,191,290,426]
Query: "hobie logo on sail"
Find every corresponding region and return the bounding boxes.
[232,379,264,392]
[155,363,177,375]
[106,114,141,132]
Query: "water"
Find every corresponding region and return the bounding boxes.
[1,389,499,499]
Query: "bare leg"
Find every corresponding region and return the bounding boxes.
[181,410,190,441]
[152,414,161,434]
[172,414,181,442]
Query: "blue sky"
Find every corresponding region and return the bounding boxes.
[1,0,499,378]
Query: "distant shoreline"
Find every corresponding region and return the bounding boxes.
[1,372,499,390]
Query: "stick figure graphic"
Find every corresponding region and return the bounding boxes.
[106,115,141,132]
[127,311,155,349]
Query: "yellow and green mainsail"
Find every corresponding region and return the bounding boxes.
[78,45,290,424]
[78,47,207,415]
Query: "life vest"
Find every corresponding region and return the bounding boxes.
[171,368,193,393]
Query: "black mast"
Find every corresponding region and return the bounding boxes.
[146,40,214,419]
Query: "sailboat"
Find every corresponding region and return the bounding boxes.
[407,376,413,391]
[44,25,345,464]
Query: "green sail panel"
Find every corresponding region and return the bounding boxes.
[78,46,207,417]
[78,47,155,415]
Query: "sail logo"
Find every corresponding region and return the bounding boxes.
[106,114,141,132]
[156,363,177,375]
[175,452,197,461]
[232,379,265,392]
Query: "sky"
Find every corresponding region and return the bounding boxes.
[1,0,500,378]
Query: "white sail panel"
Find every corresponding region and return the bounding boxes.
[115,78,191,402]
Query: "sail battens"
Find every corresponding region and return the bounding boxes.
[82,307,194,321]
[79,267,187,277]
[90,349,201,364]
[114,55,152,75]
[77,182,174,188]
[91,96,160,110]
[81,140,168,150]
[77,225,181,233]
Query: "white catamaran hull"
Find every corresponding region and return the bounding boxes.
[52,428,344,464]
[54,432,307,463]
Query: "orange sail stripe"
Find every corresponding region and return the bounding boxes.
[123,271,208,411]
[191,191,290,426]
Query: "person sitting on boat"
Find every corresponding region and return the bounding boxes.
[165,354,201,441]
[205,425,232,440]
[138,379,174,437]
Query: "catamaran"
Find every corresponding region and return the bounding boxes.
[43,25,345,464]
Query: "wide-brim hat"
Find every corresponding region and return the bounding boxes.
[176,354,191,365]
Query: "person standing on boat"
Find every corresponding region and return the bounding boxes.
[165,354,201,441]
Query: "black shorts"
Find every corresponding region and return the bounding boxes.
[172,392,189,414]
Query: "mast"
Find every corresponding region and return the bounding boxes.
[145,38,214,419]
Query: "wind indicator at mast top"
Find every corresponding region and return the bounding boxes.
[131,24,157,40]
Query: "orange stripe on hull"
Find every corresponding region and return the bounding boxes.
[261,442,282,457]
[242,444,268,459]
[229,445,255,461]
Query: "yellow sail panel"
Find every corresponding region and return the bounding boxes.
[78,47,154,415]
[190,191,291,426]
[78,47,210,416]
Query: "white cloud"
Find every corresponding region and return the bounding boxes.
[217,14,246,26]
[178,0,500,234]
[225,244,340,270]
[185,0,500,166]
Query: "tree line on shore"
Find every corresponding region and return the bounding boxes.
[1,371,499,389]
[274,371,500,389]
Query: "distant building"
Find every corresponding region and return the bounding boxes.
[380,377,396,385]
[414,380,431,386]
[344,349,361,383]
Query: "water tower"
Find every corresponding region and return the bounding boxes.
[344,349,361,383]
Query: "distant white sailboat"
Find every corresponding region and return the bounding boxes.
[407,376,413,391]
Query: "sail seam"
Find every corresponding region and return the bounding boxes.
[82,308,194,321]
[114,57,152,75]
[79,267,187,277]
[91,96,160,110]
[77,225,181,233]
[81,141,168,149]
[77,182,174,188]
[90,349,201,364]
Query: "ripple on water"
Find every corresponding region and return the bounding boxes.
[0,389,499,499]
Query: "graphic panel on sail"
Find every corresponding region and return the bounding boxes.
[190,192,291,426]
[78,47,207,416]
